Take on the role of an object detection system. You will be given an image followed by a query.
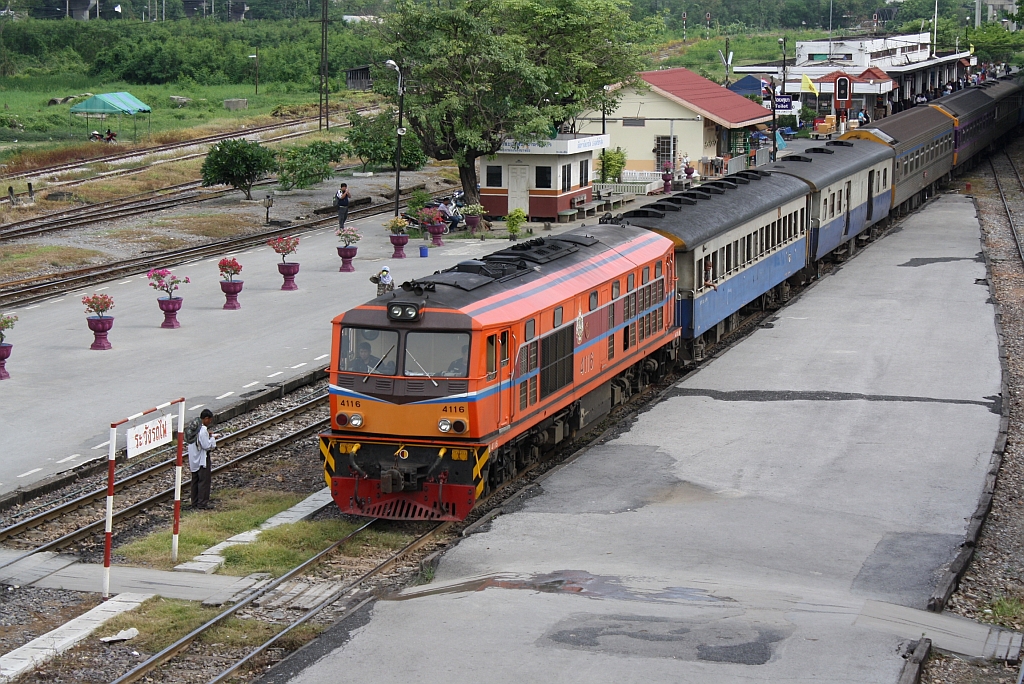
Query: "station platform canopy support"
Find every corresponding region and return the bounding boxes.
[69,92,152,143]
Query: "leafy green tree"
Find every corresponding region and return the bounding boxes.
[346,110,427,172]
[201,139,277,199]
[599,147,627,183]
[278,140,354,190]
[377,0,656,205]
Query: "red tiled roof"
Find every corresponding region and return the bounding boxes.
[858,67,894,83]
[638,68,773,129]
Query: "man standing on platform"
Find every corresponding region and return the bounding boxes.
[187,409,217,510]
[334,183,351,230]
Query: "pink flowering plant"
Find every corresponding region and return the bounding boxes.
[417,206,444,226]
[82,294,114,318]
[267,235,300,263]
[0,313,17,343]
[147,268,191,298]
[218,257,243,282]
[336,225,361,246]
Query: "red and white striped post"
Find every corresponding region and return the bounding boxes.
[102,419,125,600]
[101,398,186,600]
[172,399,185,563]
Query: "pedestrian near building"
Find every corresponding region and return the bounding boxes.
[334,183,351,230]
[186,408,217,509]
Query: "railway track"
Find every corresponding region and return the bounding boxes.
[0,391,329,567]
[991,152,1024,264]
[0,188,445,309]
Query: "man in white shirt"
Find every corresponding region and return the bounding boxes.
[188,409,217,509]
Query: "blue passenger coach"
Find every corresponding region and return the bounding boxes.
[621,169,808,348]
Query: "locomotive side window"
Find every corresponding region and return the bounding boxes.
[554,307,563,327]
[612,281,620,299]
[339,328,399,375]
[486,335,497,379]
[589,291,599,311]
[525,319,536,340]
[405,332,471,378]
[500,331,509,367]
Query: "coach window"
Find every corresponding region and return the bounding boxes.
[536,166,552,189]
[642,266,650,284]
[628,273,635,291]
[612,280,620,299]
[589,291,599,311]
[883,168,888,188]
[525,318,536,340]
[655,261,662,279]
[554,307,563,327]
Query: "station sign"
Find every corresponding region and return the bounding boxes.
[127,413,172,458]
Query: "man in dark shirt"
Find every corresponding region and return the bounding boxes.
[350,342,380,373]
[447,345,469,376]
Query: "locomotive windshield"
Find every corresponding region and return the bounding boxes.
[405,332,471,378]
[339,327,399,375]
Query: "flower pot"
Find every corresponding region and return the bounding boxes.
[465,214,481,233]
[220,280,244,310]
[425,223,445,247]
[389,234,409,259]
[0,342,11,379]
[661,171,673,194]
[86,316,114,349]
[157,297,183,329]
[337,245,358,273]
[278,262,300,290]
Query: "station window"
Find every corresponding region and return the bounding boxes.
[627,273,635,291]
[612,280,620,299]
[554,307,563,327]
[525,318,536,340]
[642,266,650,284]
[655,261,662,278]
[536,166,552,189]
[486,165,502,187]
[579,160,590,187]
[589,291,599,311]
[561,163,572,193]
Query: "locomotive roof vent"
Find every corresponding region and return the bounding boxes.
[485,237,581,265]
[826,140,854,147]
[806,147,835,155]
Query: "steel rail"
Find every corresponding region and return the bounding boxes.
[110,518,384,684]
[0,414,330,573]
[994,152,1024,265]
[0,392,328,543]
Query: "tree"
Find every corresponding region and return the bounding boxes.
[377,0,657,205]
[346,110,427,172]
[278,140,354,190]
[201,139,277,200]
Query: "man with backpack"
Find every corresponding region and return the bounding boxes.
[185,409,217,510]
[334,183,351,231]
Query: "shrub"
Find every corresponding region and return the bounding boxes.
[201,139,277,200]
[505,208,527,237]
[147,269,190,298]
[267,235,299,262]
[218,258,242,282]
[407,190,432,214]
[81,293,114,318]
[336,226,361,246]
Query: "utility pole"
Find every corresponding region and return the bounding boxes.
[318,0,330,129]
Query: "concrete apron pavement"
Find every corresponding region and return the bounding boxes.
[0,206,600,496]
[282,194,1004,684]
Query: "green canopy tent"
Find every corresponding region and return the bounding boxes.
[69,92,152,143]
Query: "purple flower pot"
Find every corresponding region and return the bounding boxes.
[389,234,409,259]
[87,316,114,349]
[278,262,300,290]
[465,214,481,233]
[337,245,358,272]
[662,171,673,194]
[220,280,244,310]
[425,223,445,247]
[0,342,11,379]
[157,297,183,328]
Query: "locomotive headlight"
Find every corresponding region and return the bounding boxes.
[438,419,452,433]
[386,302,423,321]
[403,305,417,318]
[389,304,403,318]
[349,413,363,428]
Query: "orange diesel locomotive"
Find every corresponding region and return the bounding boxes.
[319,225,680,520]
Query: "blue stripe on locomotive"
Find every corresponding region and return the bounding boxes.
[676,237,807,338]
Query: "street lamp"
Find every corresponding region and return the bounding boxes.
[385,59,406,218]
[248,48,259,95]
[770,76,777,161]
[778,37,787,144]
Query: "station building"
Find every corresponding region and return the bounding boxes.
[478,134,609,222]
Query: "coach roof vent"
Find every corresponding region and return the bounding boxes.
[681,189,712,200]
[706,179,738,190]
[647,202,682,212]
[736,169,770,180]
[722,173,750,184]
[806,147,835,154]
[781,155,813,163]
[663,194,698,205]
[826,140,854,147]
[622,207,666,219]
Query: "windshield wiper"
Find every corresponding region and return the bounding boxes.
[362,344,395,383]
[406,350,439,387]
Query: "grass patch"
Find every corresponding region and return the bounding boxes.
[152,213,261,239]
[102,228,184,252]
[117,489,305,572]
[98,597,321,654]
[0,244,103,280]
[987,595,1024,629]
[221,520,414,577]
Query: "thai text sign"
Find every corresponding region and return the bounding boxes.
[127,414,172,458]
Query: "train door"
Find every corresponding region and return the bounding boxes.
[495,329,512,429]
[842,180,852,237]
[866,170,875,222]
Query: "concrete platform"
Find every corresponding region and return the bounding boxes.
[280,195,1003,684]
[0,208,611,495]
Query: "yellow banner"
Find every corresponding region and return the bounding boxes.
[801,73,819,95]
